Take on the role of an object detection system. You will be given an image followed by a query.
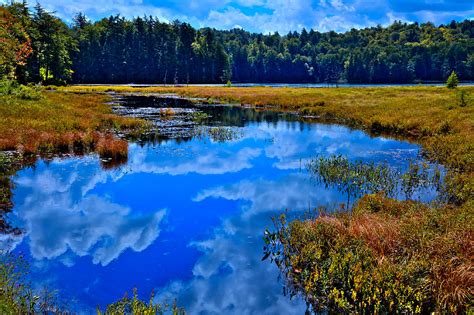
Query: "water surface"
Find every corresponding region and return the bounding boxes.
[3,96,438,314]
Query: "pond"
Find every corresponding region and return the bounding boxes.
[1,95,440,313]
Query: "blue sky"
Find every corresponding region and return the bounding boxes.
[3,0,474,33]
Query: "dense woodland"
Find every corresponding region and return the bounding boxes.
[1,1,474,85]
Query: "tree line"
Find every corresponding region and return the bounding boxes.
[1,1,473,85]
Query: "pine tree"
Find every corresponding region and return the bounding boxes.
[446,71,459,89]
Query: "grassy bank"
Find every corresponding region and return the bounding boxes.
[0,91,147,154]
[64,85,473,312]
[0,86,156,313]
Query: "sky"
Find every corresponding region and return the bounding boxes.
[3,0,474,33]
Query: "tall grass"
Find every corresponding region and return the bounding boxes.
[0,88,147,156]
[264,194,473,313]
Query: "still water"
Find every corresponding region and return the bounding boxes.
[3,96,438,314]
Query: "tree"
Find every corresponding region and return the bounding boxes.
[0,6,32,79]
[2,4,474,84]
[446,70,459,88]
[31,4,75,84]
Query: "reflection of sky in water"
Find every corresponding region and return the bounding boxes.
[3,116,435,313]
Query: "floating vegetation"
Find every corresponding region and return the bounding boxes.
[190,111,210,124]
[207,127,243,142]
[307,155,442,207]
[159,108,175,117]
[98,289,185,315]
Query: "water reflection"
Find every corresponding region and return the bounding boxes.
[2,99,433,313]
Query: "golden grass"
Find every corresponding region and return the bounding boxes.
[0,92,147,156]
[9,85,472,311]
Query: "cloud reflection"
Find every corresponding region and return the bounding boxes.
[10,166,167,266]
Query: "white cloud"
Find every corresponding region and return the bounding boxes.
[5,0,472,33]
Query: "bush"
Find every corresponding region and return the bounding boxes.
[446,71,459,89]
[98,289,185,315]
[458,90,468,107]
[0,79,17,96]
[0,79,42,100]
[13,84,42,100]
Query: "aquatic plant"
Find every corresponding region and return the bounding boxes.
[307,155,441,207]
[207,127,242,142]
[98,289,185,315]
[190,111,209,124]
[95,133,128,160]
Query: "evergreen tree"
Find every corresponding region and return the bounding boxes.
[446,70,459,88]
[1,3,474,85]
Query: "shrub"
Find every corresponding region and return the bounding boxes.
[446,71,459,89]
[458,90,468,107]
[0,79,42,100]
[98,289,185,315]
[12,84,42,100]
[0,79,17,96]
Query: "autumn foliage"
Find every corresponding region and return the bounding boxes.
[0,7,32,79]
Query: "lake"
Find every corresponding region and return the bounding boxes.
[77,82,474,88]
[1,95,439,314]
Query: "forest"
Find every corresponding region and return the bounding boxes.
[1,1,474,85]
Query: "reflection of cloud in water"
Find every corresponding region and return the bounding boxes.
[155,174,341,313]
[11,169,166,266]
[156,213,306,315]
[4,117,425,312]
[194,173,341,216]
[254,122,419,171]
[129,146,262,176]
[81,146,262,196]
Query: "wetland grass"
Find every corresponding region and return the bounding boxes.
[0,90,147,156]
